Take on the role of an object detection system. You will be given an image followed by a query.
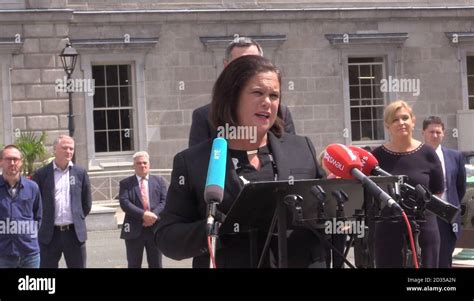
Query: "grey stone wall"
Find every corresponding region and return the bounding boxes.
[62,0,474,10]
[5,12,90,164]
[1,5,474,174]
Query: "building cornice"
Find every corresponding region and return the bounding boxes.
[0,9,73,22]
[70,37,159,51]
[325,32,409,48]
[68,6,474,24]
[0,37,23,54]
[200,35,286,50]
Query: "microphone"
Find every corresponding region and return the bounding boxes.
[332,190,348,218]
[204,137,228,236]
[311,185,327,219]
[322,144,402,211]
[311,185,327,205]
[204,137,228,204]
[347,146,391,177]
[347,145,460,223]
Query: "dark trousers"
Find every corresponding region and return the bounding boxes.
[40,226,86,268]
[375,213,440,268]
[437,217,457,268]
[125,227,162,268]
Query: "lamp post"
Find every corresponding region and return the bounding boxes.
[59,41,78,137]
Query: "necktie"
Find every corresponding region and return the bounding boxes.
[140,177,149,211]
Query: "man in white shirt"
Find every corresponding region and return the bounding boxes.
[33,135,92,268]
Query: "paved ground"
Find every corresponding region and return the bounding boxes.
[59,228,357,268]
[59,229,193,268]
[58,228,473,268]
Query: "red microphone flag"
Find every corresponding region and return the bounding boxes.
[322,144,363,179]
[347,145,379,176]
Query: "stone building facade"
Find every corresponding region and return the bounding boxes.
[1,0,474,201]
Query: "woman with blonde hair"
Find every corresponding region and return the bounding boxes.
[371,100,444,268]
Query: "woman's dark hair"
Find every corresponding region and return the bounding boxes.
[211,55,284,138]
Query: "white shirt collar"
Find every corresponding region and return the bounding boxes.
[136,174,149,182]
[53,160,73,171]
[435,144,443,156]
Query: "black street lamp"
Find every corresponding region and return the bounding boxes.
[59,41,78,137]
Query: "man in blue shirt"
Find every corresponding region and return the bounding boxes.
[0,145,42,268]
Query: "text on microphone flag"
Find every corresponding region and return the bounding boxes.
[322,144,363,179]
[213,149,221,160]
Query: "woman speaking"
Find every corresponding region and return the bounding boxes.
[155,55,326,268]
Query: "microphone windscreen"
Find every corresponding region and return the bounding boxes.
[204,137,228,203]
[322,144,362,179]
[348,145,379,176]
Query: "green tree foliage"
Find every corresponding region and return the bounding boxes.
[15,131,49,177]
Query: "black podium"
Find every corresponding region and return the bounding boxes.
[219,177,403,268]
[220,178,374,232]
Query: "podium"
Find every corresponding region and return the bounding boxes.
[218,177,401,268]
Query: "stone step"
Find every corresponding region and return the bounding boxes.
[452,248,474,267]
[86,202,121,231]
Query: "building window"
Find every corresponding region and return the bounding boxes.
[92,64,134,153]
[348,57,385,142]
[466,56,474,110]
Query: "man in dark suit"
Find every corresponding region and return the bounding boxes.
[190,103,295,147]
[119,151,167,268]
[188,37,295,147]
[423,116,467,268]
[33,135,92,268]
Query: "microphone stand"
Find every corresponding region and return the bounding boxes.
[256,194,294,268]
[402,220,421,268]
[333,190,349,268]
[284,193,357,269]
[207,202,220,269]
[400,184,428,268]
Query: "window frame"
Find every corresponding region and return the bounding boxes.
[81,53,147,170]
[341,48,399,147]
[0,55,13,145]
[347,58,386,143]
[92,64,135,154]
[461,49,474,110]
[466,56,474,110]
[445,33,474,111]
